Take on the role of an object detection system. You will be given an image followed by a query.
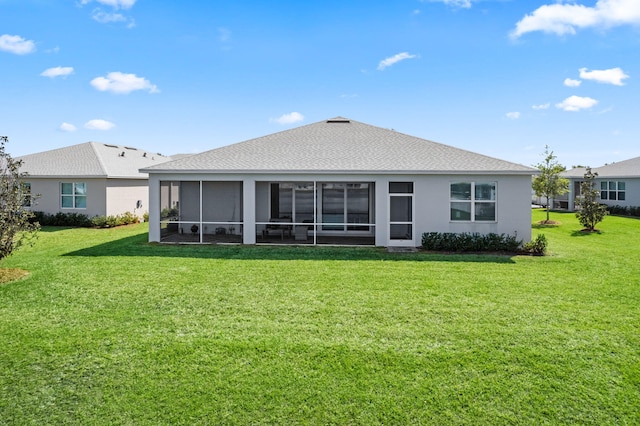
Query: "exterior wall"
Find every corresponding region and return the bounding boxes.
[564,177,640,211]
[596,177,640,208]
[105,179,149,218]
[413,174,532,243]
[147,172,534,246]
[25,177,108,218]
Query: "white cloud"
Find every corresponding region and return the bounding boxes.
[506,111,521,120]
[511,0,640,38]
[579,67,629,85]
[92,10,126,23]
[564,78,582,87]
[426,0,473,8]
[271,112,304,125]
[41,66,74,78]
[556,95,598,112]
[91,9,135,27]
[377,52,418,71]
[532,103,551,110]
[90,72,159,94]
[0,34,36,55]
[84,119,116,130]
[81,0,137,9]
[59,122,77,132]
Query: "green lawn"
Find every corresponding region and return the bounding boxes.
[1,210,639,425]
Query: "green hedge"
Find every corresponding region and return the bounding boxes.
[421,232,521,253]
[31,212,92,227]
[606,205,640,217]
[32,211,141,228]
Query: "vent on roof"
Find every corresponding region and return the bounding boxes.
[119,151,125,157]
[104,144,118,148]
[326,118,350,123]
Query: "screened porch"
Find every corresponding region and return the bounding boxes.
[158,180,376,245]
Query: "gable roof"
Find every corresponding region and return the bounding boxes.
[563,156,640,179]
[142,117,536,175]
[18,142,172,179]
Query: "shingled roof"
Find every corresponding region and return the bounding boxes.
[592,156,640,178]
[18,142,172,179]
[142,117,536,175]
[563,156,640,179]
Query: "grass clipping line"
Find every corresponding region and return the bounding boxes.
[0,268,29,284]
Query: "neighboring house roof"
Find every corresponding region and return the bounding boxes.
[142,117,537,175]
[591,156,640,179]
[18,142,172,179]
[563,156,640,179]
[562,167,588,179]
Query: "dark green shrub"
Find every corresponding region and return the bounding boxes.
[421,232,521,253]
[606,205,640,218]
[520,234,547,256]
[33,211,92,227]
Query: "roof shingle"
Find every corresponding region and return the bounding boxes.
[18,142,172,178]
[142,118,536,175]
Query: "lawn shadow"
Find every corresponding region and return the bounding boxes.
[570,229,604,237]
[63,233,517,263]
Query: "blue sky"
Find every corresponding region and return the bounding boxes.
[2,0,639,168]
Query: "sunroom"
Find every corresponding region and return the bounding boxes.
[158,179,376,245]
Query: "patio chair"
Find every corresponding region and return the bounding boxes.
[262,217,292,240]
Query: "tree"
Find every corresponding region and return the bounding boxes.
[532,145,569,223]
[0,136,39,260]
[575,167,608,232]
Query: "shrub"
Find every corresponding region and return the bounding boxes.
[421,232,521,253]
[91,212,141,228]
[520,234,547,256]
[607,205,640,218]
[36,211,141,228]
[33,211,92,227]
[120,211,140,225]
[142,211,149,223]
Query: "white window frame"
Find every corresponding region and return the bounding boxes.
[61,182,87,209]
[450,181,497,222]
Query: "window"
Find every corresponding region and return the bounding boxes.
[450,182,496,221]
[61,182,87,209]
[600,181,625,201]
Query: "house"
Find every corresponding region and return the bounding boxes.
[560,156,640,211]
[141,117,537,247]
[18,142,173,218]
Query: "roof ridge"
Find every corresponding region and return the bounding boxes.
[89,142,110,176]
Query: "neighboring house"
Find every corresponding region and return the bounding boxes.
[560,156,640,211]
[18,142,173,218]
[141,117,537,247]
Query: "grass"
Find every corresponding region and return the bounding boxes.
[1,210,639,424]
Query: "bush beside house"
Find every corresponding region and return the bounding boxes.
[32,211,144,228]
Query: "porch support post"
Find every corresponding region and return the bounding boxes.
[243,178,256,244]
[374,178,387,247]
[148,175,160,242]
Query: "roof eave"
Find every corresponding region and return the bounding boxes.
[143,168,539,176]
